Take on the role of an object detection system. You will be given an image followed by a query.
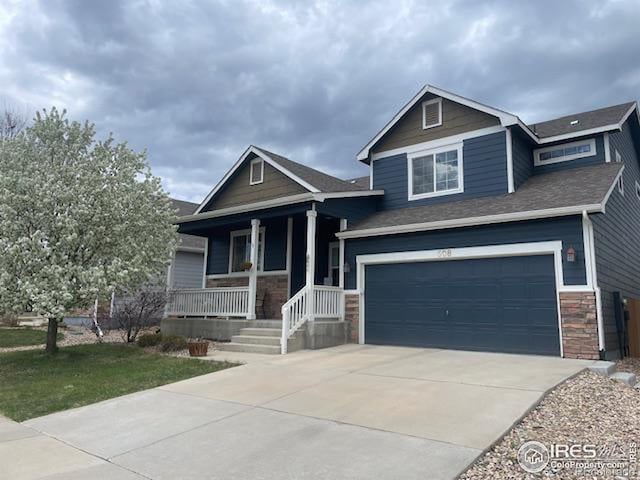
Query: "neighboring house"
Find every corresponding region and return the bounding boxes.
[170,85,640,360]
[65,198,205,326]
[166,199,206,289]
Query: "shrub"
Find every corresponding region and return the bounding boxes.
[159,335,188,352]
[137,333,163,348]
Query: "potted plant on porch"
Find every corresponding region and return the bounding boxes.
[187,337,209,357]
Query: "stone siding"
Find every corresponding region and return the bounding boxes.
[344,294,359,343]
[560,291,600,360]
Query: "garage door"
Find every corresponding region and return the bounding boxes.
[364,255,560,355]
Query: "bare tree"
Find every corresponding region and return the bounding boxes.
[0,103,28,139]
[111,288,168,343]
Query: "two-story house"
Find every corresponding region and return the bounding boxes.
[168,85,639,360]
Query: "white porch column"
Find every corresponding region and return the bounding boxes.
[306,209,317,320]
[338,219,347,290]
[247,218,260,320]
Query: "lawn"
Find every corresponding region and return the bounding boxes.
[0,327,63,348]
[0,343,236,421]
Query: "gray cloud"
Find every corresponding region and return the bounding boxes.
[1,0,639,202]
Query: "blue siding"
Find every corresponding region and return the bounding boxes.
[512,129,534,188]
[533,135,606,174]
[373,131,508,210]
[591,119,640,358]
[316,197,378,226]
[344,216,586,289]
[205,217,289,275]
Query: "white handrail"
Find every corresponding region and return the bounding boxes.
[280,286,310,354]
[166,287,250,318]
[280,285,344,354]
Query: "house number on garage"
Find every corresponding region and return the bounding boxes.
[437,249,453,258]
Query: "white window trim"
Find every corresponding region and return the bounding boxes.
[407,142,464,201]
[328,241,340,286]
[249,158,264,185]
[228,227,265,273]
[533,138,596,167]
[618,176,625,196]
[615,149,622,163]
[422,97,443,129]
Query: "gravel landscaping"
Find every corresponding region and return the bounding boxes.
[459,368,640,479]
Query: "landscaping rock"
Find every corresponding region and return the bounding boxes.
[587,360,616,376]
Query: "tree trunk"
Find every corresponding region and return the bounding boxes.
[46,318,59,354]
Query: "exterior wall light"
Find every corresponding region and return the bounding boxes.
[566,246,576,263]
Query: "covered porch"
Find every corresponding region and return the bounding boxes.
[166,201,350,353]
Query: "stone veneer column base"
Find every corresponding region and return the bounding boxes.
[344,294,360,343]
[559,291,600,360]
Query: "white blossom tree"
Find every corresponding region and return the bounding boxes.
[0,108,178,352]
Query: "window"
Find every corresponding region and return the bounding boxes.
[408,143,463,200]
[618,176,625,196]
[615,149,622,163]
[533,139,596,166]
[229,228,265,273]
[422,98,442,129]
[249,158,264,185]
[328,242,340,286]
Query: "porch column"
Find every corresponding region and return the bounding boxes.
[247,218,260,320]
[306,209,317,319]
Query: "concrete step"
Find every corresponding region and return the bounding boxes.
[610,371,637,387]
[231,335,281,346]
[240,327,282,337]
[588,361,617,377]
[246,320,282,329]
[218,342,281,355]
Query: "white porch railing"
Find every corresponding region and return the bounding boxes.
[166,287,250,318]
[280,285,344,354]
[314,286,343,318]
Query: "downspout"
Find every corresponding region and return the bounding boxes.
[582,210,605,353]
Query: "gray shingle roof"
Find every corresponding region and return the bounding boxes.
[346,163,622,233]
[529,102,636,139]
[171,198,206,250]
[253,146,368,193]
[348,176,370,189]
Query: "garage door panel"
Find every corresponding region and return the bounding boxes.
[364,255,560,356]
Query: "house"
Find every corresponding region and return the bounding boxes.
[165,85,640,360]
[65,199,205,326]
[166,199,206,289]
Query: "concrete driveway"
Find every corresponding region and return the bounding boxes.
[5,345,592,479]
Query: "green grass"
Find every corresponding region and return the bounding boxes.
[0,327,63,348]
[0,343,236,421]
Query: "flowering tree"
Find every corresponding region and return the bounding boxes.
[0,108,178,352]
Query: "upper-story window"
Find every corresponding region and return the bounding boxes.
[408,143,463,200]
[533,139,596,166]
[250,158,264,185]
[422,98,443,129]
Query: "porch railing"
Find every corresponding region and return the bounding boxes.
[280,285,344,354]
[166,287,250,318]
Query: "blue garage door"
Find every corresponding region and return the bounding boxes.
[364,255,560,355]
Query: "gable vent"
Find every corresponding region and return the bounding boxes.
[422,98,443,129]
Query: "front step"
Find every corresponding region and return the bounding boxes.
[218,342,281,354]
[231,335,280,346]
[246,320,282,329]
[239,327,281,337]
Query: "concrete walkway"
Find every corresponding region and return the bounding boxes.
[4,345,592,479]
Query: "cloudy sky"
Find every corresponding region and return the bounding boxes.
[1,0,639,203]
